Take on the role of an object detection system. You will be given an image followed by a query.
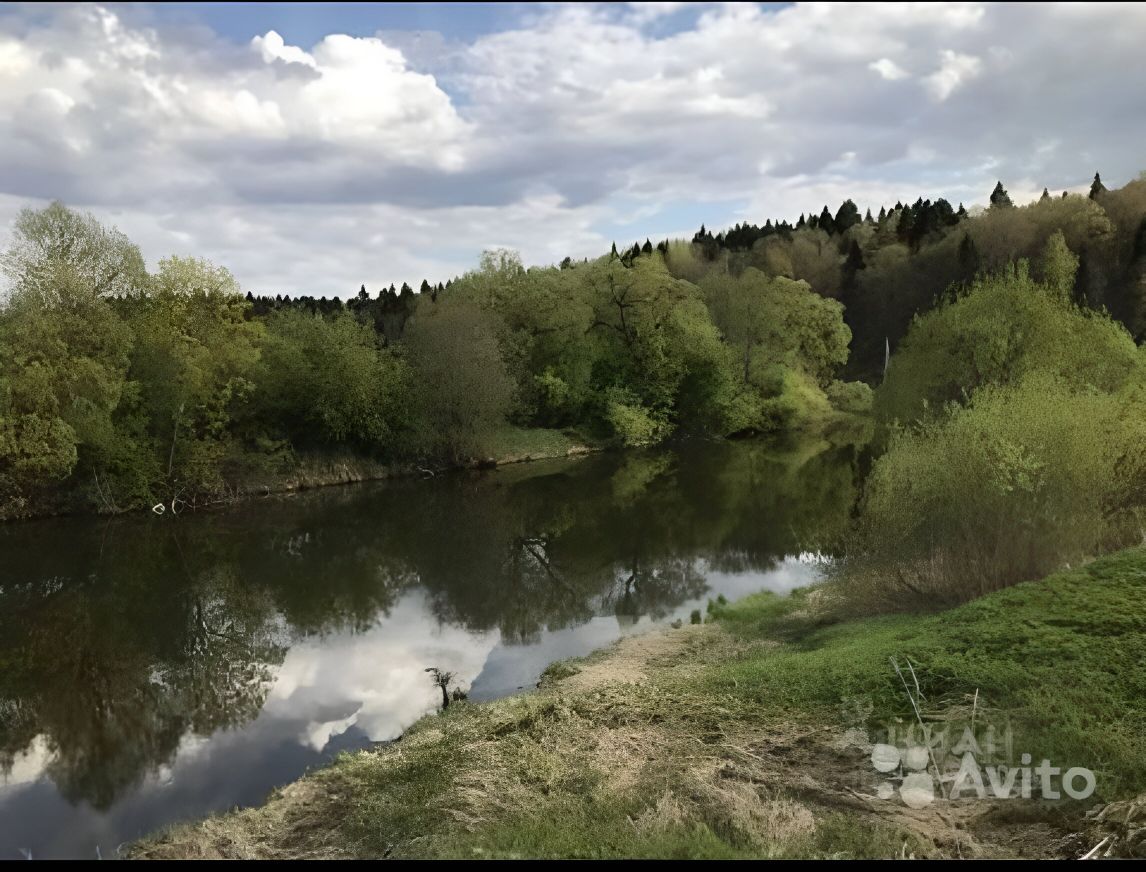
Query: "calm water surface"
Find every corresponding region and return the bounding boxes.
[0,438,865,858]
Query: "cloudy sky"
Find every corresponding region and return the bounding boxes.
[0,2,1143,296]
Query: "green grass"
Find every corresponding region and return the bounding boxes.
[707,546,1146,799]
[484,426,578,461]
[133,547,1146,859]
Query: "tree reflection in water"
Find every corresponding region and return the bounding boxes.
[0,437,863,836]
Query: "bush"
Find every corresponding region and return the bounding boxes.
[836,373,1146,611]
[603,387,670,447]
[877,259,1144,424]
[825,380,873,414]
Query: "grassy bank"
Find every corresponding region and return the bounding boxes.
[130,547,1146,859]
[1,427,593,523]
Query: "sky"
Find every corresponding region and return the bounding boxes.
[0,1,1144,296]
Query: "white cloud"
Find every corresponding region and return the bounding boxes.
[265,590,497,747]
[923,49,982,101]
[253,29,317,68]
[0,2,1143,294]
[870,58,909,81]
[625,2,692,24]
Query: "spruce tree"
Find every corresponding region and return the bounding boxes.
[989,181,1014,209]
[834,199,861,233]
[842,239,865,287]
[957,233,980,279]
[1089,172,1107,200]
[818,205,836,235]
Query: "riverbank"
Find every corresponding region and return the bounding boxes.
[129,546,1146,859]
[0,427,599,523]
[2,412,872,524]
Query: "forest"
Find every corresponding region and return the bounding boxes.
[2,173,1145,526]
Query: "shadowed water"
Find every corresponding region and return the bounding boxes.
[0,437,865,859]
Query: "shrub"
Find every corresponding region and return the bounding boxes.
[877,259,1144,424]
[826,380,873,414]
[836,372,1146,611]
[603,387,670,447]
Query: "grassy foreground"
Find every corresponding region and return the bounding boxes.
[130,548,1146,859]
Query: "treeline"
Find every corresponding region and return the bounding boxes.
[679,173,1146,378]
[0,205,859,519]
[3,172,1145,521]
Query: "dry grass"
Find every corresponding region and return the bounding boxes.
[129,610,1114,860]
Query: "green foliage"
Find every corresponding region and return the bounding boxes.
[15,173,1146,520]
[0,258,134,514]
[123,256,264,496]
[0,200,147,298]
[256,308,406,449]
[825,379,873,414]
[404,299,516,463]
[604,387,670,447]
[701,269,847,387]
[989,181,1014,209]
[1037,229,1079,300]
[877,251,1143,424]
[844,373,1146,609]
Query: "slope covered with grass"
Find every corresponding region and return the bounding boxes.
[131,547,1146,860]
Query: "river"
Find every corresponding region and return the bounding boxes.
[0,437,865,859]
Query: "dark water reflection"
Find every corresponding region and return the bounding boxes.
[0,437,865,858]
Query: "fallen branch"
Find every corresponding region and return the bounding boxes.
[1080,836,1111,860]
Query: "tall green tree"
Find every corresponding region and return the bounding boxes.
[990,181,1014,209]
[404,299,515,462]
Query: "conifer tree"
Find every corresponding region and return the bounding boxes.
[834,199,861,233]
[818,205,836,235]
[989,181,1014,209]
[1089,172,1107,200]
